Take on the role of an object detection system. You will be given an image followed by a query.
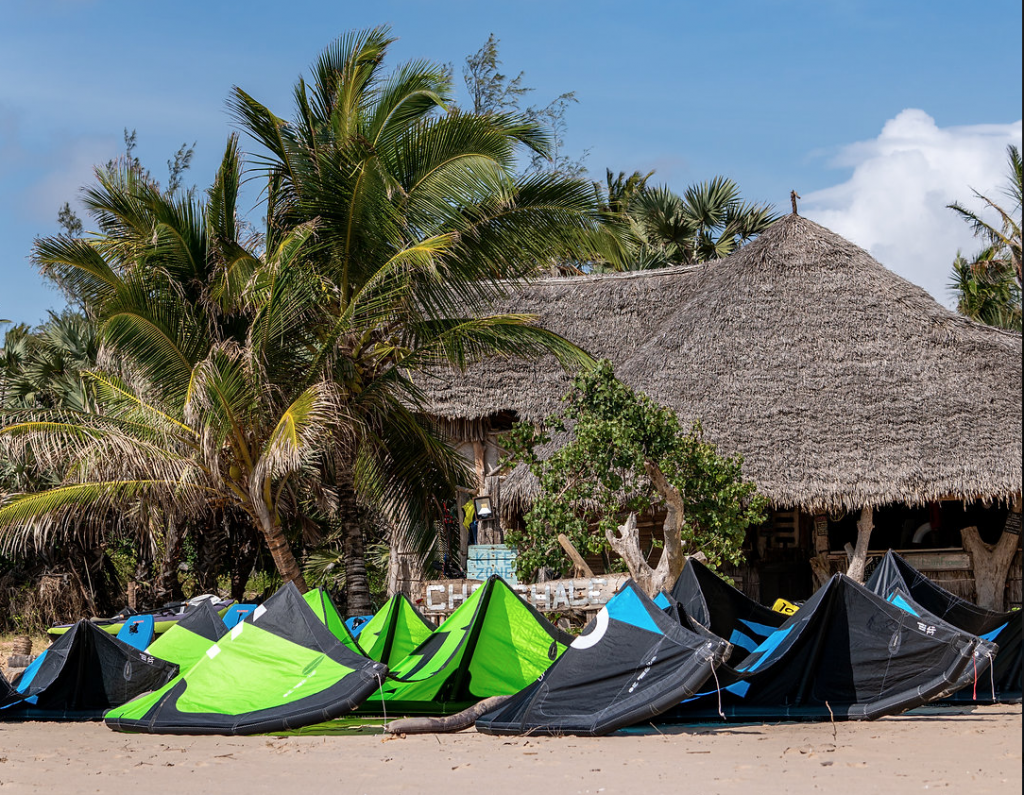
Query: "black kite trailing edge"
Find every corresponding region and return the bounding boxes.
[867,550,1022,702]
[664,564,995,722]
[476,580,731,736]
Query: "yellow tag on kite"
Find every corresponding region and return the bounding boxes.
[772,598,800,616]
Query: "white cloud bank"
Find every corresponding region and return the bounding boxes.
[802,110,1022,306]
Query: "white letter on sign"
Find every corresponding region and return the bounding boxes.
[426,585,446,610]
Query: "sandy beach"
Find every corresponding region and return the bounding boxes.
[0,705,1019,795]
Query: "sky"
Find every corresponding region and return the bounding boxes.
[1,0,1021,328]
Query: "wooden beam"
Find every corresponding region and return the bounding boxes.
[558,533,595,578]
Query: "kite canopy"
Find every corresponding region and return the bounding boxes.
[47,597,234,637]
[104,583,387,735]
[146,600,228,673]
[302,588,363,654]
[364,576,572,715]
[671,558,786,666]
[0,621,178,720]
[1,672,22,710]
[356,593,433,667]
[477,581,731,736]
[664,572,994,721]
[115,615,155,650]
[867,550,1022,701]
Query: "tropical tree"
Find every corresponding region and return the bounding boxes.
[2,28,604,615]
[948,144,1022,330]
[612,177,778,270]
[0,312,100,412]
[462,33,586,178]
[502,361,767,595]
[227,26,603,612]
[948,247,1021,332]
[2,140,292,604]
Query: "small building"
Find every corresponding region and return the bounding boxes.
[418,215,1022,609]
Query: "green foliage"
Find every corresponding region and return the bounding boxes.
[502,361,767,582]
[463,33,532,115]
[949,248,1022,331]
[948,145,1022,330]
[462,33,586,178]
[57,202,83,236]
[618,177,779,270]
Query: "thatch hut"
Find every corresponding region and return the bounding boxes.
[418,214,1023,608]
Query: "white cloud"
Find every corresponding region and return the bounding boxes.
[802,110,1022,306]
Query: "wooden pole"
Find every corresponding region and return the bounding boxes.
[558,533,595,578]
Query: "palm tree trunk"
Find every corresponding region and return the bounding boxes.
[252,488,307,593]
[228,514,260,602]
[153,517,185,604]
[338,470,372,617]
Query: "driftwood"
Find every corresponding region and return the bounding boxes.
[386,695,514,734]
[809,553,832,589]
[961,517,1020,611]
[845,506,874,583]
[605,462,688,597]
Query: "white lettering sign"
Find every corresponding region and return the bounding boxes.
[421,574,629,615]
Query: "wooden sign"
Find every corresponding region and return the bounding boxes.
[466,544,518,584]
[421,574,630,616]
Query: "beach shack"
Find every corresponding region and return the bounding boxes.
[415,214,1022,611]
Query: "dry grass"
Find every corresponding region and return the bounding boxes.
[0,630,51,680]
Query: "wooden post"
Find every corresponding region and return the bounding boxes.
[846,506,873,583]
[962,505,1020,610]
[558,533,595,579]
[472,440,487,492]
[476,475,502,545]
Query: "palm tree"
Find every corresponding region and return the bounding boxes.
[3,140,326,597]
[227,27,602,612]
[1,313,100,412]
[948,144,1023,329]
[948,248,1022,332]
[599,176,777,271]
[2,29,601,614]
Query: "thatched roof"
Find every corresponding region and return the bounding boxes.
[417,214,1023,513]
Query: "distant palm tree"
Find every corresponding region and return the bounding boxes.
[948,144,1022,290]
[948,248,1022,332]
[601,176,778,270]
[1,313,100,412]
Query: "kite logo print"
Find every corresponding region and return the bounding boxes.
[123,661,133,682]
[628,655,657,694]
[916,622,937,636]
[282,654,326,699]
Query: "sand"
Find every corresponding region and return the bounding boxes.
[0,705,1019,795]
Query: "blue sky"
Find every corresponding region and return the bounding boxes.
[2,0,1021,327]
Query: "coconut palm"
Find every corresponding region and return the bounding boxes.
[948,144,1022,288]
[1,140,328,594]
[226,27,602,611]
[948,145,1022,330]
[599,176,777,271]
[2,29,601,613]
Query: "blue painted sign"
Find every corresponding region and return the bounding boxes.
[467,544,519,584]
